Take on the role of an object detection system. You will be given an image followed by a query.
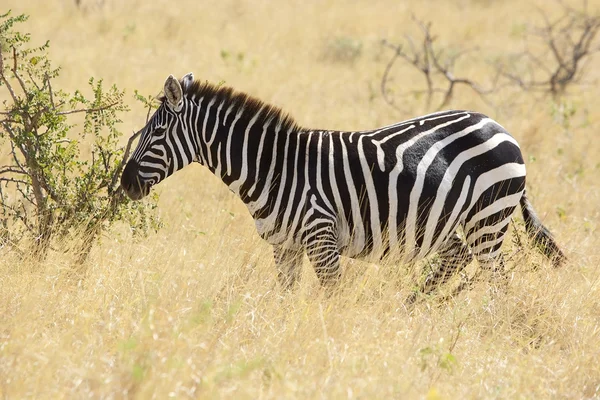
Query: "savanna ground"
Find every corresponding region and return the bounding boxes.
[1,0,600,398]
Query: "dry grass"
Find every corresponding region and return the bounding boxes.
[1,0,600,398]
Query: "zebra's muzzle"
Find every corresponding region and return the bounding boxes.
[121,160,151,200]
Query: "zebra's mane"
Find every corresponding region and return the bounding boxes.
[168,79,300,134]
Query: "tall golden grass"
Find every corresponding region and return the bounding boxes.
[1,0,599,398]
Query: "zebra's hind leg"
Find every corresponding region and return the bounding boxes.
[422,233,473,295]
[407,233,473,305]
[273,245,304,289]
[303,220,341,287]
[463,215,512,291]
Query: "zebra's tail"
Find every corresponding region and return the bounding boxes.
[520,190,566,267]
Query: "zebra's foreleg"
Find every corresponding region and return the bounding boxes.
[273,245,304,289]
[303,221,341,287]
[422,233,473,294]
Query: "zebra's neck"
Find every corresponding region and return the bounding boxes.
[189,88,300,212]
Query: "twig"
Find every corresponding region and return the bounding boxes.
[45,73,56,110]
[448,320,465,354]
[146,102,153,123]
[16,184,36,207]
[98,146,111,173]
[0,46,19,104]
[0,177,29,185]
[27,70,42,91]
[0,166,27,175]
[0,184,7,216]
[8,139,27,173]
[108,128,143,191]
[2,122,29,159]
[56,101,119,116]
[11,47,28,95]
[380,42,406,113]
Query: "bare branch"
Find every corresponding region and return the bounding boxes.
[381,16,495,112]
[45,73,56,110]
[122,129,143,164]
[0,176,29,185]
[0,166,27,175]
[8,139,27,174]
[146,102,153,123]
[0,46,19,104]
[11,47,28,95]
[1,199,36,236]
[56,101,119,116]
[0,185,7,223]
[15,184,36,207]
[109,128,143,191]
[27,70,42,91]
[2,122,28,159]
[99,146,110,173]
[498,1,600,97]
[380,41,407,113]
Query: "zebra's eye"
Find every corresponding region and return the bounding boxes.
[153,127,166,136]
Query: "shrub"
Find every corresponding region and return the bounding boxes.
[0,11,159,264]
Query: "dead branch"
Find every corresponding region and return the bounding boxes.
[380,45,409,113]
[381,16,495,112]
[498,1,600,97]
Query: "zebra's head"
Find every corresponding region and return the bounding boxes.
[121,73,197,200]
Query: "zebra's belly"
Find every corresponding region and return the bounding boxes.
[336,224,450,265]
[254,217,305,248]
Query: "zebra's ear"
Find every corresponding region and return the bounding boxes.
[182,72,194,91]
[164,74,183,107]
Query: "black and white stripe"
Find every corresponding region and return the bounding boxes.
[121,73,565,292]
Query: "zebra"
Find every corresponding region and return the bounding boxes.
[121,73,565,296]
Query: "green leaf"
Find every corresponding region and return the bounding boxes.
[438,353,457,372]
